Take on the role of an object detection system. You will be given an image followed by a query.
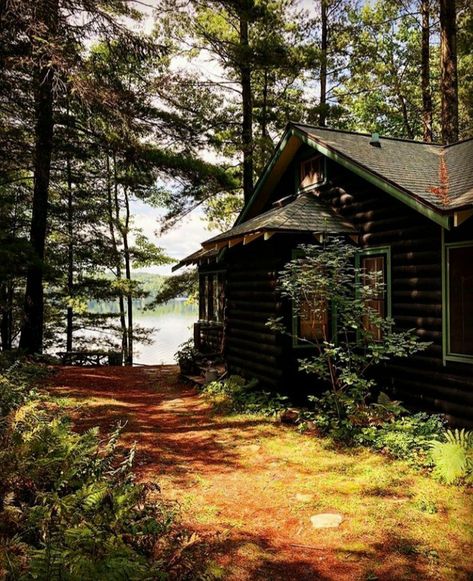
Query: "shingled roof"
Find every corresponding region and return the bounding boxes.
[294,124,473,211]
[202,192,356,249]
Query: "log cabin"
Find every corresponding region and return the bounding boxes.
[175,123,473,427]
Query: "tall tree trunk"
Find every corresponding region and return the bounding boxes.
[240,6,253,203]
[106,153,127,364]
[112,154,128,362]
[440,0,459,143]
[421,0,433,142]
[319,0,328,127]
[19,0,59,353]
[0,282,13,350]
[122,186,133,366]
[66,128,74,352]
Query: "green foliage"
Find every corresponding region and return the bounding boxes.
[0,361,179,580]
[430,429,473,484]
[268,238,429,440]
[174,339,200,374]
[0,359,49,426]
[201,375,288,416]
[355,412,446,468]
[150,270,198,307]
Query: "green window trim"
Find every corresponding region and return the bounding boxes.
[290,248,330,349]
[354,246,392,319]
[442,236,473,365]
[290,248,337,349]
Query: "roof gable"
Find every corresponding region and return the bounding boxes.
[237,124,473,231]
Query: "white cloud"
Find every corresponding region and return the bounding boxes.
[132,204,220,275]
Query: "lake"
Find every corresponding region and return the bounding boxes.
[63,300,198,365]
[133,301,198,365]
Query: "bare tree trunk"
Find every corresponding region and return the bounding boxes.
[319,0,328,127]
[106,153,126,364]
[19,0,59,353]
[66,134,74,352]
[0,282,13,350]
[113,154,128,362]
[440,0,459,143]
[399,94,414,140]
[122,186,133,366]
[240,6,253,203]
[421,0,433,142]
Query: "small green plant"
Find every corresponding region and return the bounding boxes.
[430,429,473,484]
[175,338,200,374]
[201,375,289,416]
[414,496,438,514]
[355,412,446,467]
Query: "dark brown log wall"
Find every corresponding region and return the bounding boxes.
[321,163,473,426]
[201,144,473,425]
[223,238,290,389]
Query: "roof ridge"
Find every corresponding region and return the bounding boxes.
[443,136,473,148]
[290,121,446,147]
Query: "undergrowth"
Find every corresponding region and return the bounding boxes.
[200,375,288,416]
[0,359,204,580]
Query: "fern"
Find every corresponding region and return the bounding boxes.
[430,429,473,484]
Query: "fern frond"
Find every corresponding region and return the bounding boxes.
[430,429,473,484]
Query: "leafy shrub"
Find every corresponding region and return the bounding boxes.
[268,238,429,438]
[174,339,200,374]
[355,412,446,467]
[430,429,473,484]
[0,359,50,430]
[0,360,187,579]
[0,401,176,580]
[201,375,289,416]
[301,390,407,442]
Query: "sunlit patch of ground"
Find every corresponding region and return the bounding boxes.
[48,366,473,581]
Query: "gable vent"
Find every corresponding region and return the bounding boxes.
[370,132,381,147]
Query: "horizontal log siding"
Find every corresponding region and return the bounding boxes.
[224,238,289,389]
[216,146,473,424]
[323,164,473,426]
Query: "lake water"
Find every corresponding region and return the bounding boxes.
[133,303,198,365]
[60,300,198,365]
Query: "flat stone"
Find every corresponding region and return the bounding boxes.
[310,513,343,529]
[295,493,314,503]
[241,444,261,453]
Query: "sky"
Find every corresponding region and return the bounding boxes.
[132,200,220,275]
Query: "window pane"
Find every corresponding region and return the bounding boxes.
[217,273,225,322]
[361,254,386,340]
[300,156,323,189]
[208,275,214,321]
[449,246,473,356]
[299,299,328,341]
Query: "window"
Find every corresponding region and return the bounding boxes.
[357,247,391,341]
[297,297,329,342]
[300,155,324,190]
[445,242,473,361]
[199,272,224,323]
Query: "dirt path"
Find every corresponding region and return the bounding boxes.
[48,366,473,581]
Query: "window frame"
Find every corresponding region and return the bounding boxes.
[355,246,392,339]
[442,238,473,365]
[298,154,327,193]
[198,270,225,324]
[290,249,334,349]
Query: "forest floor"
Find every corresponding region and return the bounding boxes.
[48,365,473,581]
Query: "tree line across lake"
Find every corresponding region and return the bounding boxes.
[1,0,471,364]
